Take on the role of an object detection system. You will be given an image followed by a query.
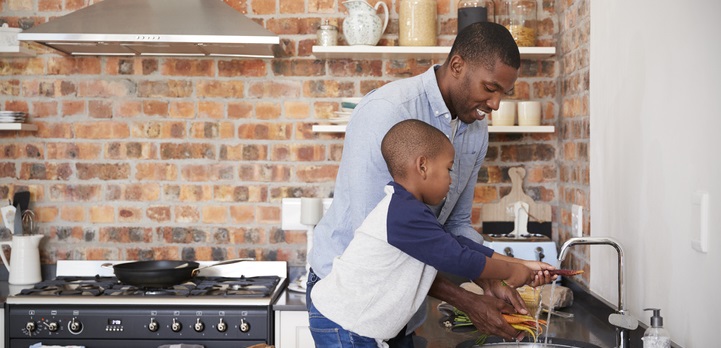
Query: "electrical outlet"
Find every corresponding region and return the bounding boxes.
[572,204,583,237]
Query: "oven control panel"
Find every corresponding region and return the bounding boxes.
[8,305,271,341]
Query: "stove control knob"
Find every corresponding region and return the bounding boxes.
[239,318,250,333]
[47,322,59,332]
[148,318,159,332]
[69,318,83,333]
[194,318,205,332]
[25,322,36,333]
[503,247,514,257]
[171,318,183,332]
[216,318,227,332]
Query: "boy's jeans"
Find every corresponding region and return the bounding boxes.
[305,268,414,348]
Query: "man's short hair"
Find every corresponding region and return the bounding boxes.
[449,21,521,71]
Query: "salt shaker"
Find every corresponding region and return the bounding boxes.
[317,20,338,46]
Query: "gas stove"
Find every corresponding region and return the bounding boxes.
[5,260,288,348]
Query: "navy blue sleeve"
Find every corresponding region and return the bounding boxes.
[456,235,495,257]
[385,190,487,279]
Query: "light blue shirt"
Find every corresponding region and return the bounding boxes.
[309,65,489,279]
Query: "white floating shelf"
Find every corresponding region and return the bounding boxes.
[312,125,554,133]
[312,46,555,60]
[0,123,38,131]
[0,45,36,57]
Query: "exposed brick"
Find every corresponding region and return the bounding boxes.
[218,60,267,77]
[117,100,142,117]
[255,102,282,119]
[19,163,73,180]
[143,100,169,115]
[237,123,292,140]
[78,80,133,97]
[279,0,303,13]
[147,206,171,222]
[118,206,143,222]
[219,144,268,161]
[35,206,58,223]
[89,206,114,223]
[76,163,130,180]
[62,100,85,116]
[201,205,228,223]
[239,164,290,182]
[132,121,187,139]
[215,185,250,202]
[309,0,335,12]
[247,81,301,98]
[88,100,112,118]
[160,143,215,160]
[161,59,214,77]
[284,100,311,119]
[228,102,254,119]
[179,185,213,202]
[329,60,383,77]
[296,165,338,182]
[0,58,44,75]
[136,163,177,181]
[175,206,200,223]
[74,122,129,139]
[257,205,280,224]
[47,57,101,75]
[251,0,275,14]
[198,101,224,119]
[302,80,355,98]
[60,205,85,222]
[138,80,193,98]
[196,81,245,98]
[169,101,195,118]
[190,122,220,139]
[0,80,20,96]
[119,183,161,201]
[474,186,498,203]
[104,142,157,160]
[272,60,325,76]
[32,101,58,118]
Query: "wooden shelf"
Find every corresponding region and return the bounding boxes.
[312,46,555,60]
[0,123,38,131]
[313,124,554,133]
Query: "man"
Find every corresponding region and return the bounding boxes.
[308,22,550,346]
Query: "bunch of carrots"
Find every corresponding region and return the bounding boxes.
[450,308,548,345]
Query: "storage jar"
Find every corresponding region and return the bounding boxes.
[316,20,339,46]
[457,0,496,34]
[399,0,438,46]
[506,0,537,47]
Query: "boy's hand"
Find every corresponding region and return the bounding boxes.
[521,260,557,287]
[504,263,535,288]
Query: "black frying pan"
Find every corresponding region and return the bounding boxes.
[105,258,253,288]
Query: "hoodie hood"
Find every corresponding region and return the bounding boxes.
[18,0,280,58]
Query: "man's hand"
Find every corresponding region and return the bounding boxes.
[430,275,524,341]
[480,279,529,315]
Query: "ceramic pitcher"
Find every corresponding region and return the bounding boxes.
[0,234,43,285]
[342,0,389,46]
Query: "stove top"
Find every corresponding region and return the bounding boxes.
[7,260,288,306]
[17,275,281,298]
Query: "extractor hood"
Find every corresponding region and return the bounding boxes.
[17,0,280,58]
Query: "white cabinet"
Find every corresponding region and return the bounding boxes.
[0,124,37,131]
[275,310,313,348]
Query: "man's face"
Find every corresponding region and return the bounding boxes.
[452,58,519,124]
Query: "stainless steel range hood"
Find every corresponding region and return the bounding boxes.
[18,0,280,58]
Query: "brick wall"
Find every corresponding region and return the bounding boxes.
[1,0,562,271]
[556,0,591,285]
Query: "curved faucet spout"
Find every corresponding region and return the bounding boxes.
[558,237,625,311]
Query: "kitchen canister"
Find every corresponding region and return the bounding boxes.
[457,0,496,34]
[399,0,438,46]
[506,0,537,47]
[317,19,339,46]
[342,0,389,46]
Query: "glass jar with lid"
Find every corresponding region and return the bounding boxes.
[506,0,537,47]
[399,0,438,46]
[316,19,338,46]
[458,0,496,34]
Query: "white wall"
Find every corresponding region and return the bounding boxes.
[590,1,721,346]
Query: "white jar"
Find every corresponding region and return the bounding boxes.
[399,0,438,46]
[317,20,338,46]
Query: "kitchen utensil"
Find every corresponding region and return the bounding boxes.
[13,206,22,235]
[1,204,15,231]
[105,258,254,288]
[21,209,35,235]
[342,0,389,46]
[0,234,43,285]
[12,190,30,212]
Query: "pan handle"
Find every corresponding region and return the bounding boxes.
[191,257,255,276]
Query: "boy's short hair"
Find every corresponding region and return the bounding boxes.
[381,119,452,179]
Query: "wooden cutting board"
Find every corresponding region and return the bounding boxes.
[481,167,551,223]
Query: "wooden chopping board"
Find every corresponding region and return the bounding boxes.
[481,167,551,223]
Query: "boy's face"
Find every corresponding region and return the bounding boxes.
[421,143,455,206]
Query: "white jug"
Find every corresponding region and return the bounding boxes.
[342,0,389,46]
[0,234,43,285]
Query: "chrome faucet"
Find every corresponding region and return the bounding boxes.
[558,237,638,348]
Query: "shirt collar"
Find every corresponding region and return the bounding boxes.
[421,65,451,120]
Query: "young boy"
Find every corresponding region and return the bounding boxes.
[309,119,554,348]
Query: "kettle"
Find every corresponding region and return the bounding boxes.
[342,0,389,46]
[0,234,43,285]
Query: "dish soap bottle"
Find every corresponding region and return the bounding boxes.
[642,308,670,348]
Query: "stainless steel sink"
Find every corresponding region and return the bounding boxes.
[458,337,602,348]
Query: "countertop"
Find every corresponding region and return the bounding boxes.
[273,279,647,348]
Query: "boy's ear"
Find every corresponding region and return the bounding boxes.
[416,156,428,179]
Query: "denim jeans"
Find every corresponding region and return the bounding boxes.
[306,268,415,348]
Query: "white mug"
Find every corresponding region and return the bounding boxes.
[518,101,542,126]
[492,100,517,126]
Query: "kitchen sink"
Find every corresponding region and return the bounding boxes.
[457,337,602,348]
